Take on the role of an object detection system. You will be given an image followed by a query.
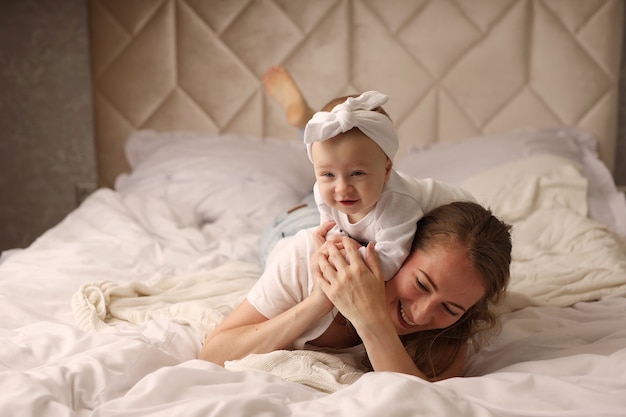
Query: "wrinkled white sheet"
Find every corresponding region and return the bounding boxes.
[462,154,626,308]
[1,163,626,416]
[72,260,260,339]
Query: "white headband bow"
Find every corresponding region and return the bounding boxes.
[303,91,398,162]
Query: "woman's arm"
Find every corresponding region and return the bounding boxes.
[200,295,332,366]
[315,238,465,381]
[354,309,466,381]
[200,222,336,366]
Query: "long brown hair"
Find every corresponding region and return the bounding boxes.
[370,201,512,378]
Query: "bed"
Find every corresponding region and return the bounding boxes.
[2,0,626,415]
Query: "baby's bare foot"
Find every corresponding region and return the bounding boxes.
[262,66,314,128]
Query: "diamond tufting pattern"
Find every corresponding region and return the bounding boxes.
[89,0,623,187]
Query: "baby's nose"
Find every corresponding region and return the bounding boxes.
[336,178,352,192]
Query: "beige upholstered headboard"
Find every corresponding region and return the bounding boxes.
[89,0,624,188]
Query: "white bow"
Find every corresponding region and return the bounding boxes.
[303,91,398,162]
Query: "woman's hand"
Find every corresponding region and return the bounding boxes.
[307,221,338,311]
[315,237,388,330]
[315,238,435,380]
[310,221,336,249]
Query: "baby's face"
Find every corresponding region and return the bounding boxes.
[311,130,391,223]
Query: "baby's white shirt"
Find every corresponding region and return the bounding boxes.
[314,170,475,280]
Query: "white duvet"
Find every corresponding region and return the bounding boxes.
[1,154,626,416]
[462,154,626,309]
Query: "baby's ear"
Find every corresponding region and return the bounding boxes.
[385,158,393,180]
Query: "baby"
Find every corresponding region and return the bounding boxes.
[264,66,473,280]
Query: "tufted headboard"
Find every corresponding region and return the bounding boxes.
[89,0,624,188]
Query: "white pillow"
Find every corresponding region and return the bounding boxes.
[395,127,626,236]
[115,131,315,226]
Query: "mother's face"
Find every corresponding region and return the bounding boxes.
[384,242,485,336]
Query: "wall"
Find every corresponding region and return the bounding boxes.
[0,0,95,252]
[617,4,626,186]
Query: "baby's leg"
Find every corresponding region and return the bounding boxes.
[262,66,314,129]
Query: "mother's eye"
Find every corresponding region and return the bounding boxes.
[443,304,460,317]
[416,278,429,292]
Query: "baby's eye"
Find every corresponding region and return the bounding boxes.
[321,172,335,178]
[352,171,365,177]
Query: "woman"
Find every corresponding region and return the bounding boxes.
[201,201,512,381]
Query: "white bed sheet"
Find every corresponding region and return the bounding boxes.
[2,141,626,416]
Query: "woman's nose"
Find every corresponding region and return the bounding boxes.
[410,301,433,326]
